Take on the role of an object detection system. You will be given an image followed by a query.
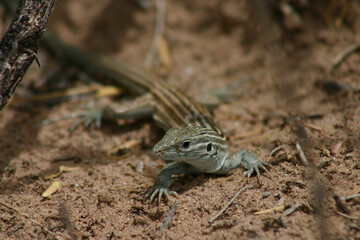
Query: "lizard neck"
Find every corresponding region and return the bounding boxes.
[187,146,229,173]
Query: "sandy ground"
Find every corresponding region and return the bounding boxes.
[1,0,360,239]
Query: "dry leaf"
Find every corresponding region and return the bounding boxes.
[59,165,79,173]
[254,205,285,215]
[107,139,139,159]
[42,181,61,197]
[44,172,62,180]
[305,123,323,132]
[96,86,122,97]
[44,165,79,180]
[159,37,171,68]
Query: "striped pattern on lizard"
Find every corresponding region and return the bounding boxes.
[42,33,269,202]
[89,59,270,202]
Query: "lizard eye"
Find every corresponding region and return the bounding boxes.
[182,141,191,148]
[207,143,212,152]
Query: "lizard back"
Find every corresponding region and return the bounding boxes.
[110,60,224,136]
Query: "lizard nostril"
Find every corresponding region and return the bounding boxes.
[156,150,164,155]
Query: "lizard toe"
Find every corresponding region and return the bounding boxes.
[169,191,178,197]
[149,189,160,202]
[244,168,254,178]
[68,109,103,131]
[158,189,166,203]
[147,186,174,203]
[260,164,269,172]
[254,166,260,176]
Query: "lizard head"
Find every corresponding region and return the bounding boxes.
[152,126,228,163]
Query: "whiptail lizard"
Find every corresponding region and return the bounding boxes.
[42,32,270,202]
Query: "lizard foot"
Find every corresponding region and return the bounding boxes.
[41,108,103,131]
[69,108,103,130]
[146,186,178,203]
[242,151,270,177]
[244,160,270,178]
[235,150,270,178]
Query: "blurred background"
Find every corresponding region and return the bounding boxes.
[0,1,359,239]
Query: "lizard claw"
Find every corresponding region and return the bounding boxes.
[146,186,178,203]
[240,150,270,178]
[244,161,270,178]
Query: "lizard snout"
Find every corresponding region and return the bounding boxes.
[152,148,164,156]
[156,150,164,155]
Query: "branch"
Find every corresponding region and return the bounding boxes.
[0,0,57,110]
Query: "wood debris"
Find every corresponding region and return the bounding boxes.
[209,185,252,223]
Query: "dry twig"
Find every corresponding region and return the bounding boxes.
[282,203,300,217]
[0,0,57,110]
[270,145,285,157]
[0,200,68,240]
[336,211,360,220]
[160,201,178,232]
[209,185,252,223]
[341,193,360,201]
[296,142,308,165]
[332,42,360,70]
[144,0,166,68]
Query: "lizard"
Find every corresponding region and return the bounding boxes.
[42,32,270,202]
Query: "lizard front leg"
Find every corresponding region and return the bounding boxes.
[146,161,198,202]
[215,150,270,177]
